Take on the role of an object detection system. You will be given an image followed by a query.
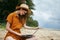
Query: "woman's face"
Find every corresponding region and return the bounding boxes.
[18,8,28,15]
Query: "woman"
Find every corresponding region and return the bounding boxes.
[4,4,39,40]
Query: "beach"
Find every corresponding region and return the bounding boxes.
[0,28,60,40]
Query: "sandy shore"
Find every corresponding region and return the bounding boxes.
[0,28,60,40]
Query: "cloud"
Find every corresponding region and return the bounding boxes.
[32,0,60,30]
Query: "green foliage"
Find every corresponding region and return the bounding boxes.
[26,0,35,10]
[0,0,34,22]
[0,0,18,22]
[26,17,38,27]
[0,23,6,29]
[0,0,38,27]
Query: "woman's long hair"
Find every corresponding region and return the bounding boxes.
[15,4,31,23]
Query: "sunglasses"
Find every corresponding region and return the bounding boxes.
[17,8,28,11]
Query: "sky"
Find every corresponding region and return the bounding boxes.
[32,0,60,30]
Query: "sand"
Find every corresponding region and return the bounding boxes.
[0,28,60,40]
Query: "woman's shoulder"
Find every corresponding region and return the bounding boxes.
[8,11,16,16]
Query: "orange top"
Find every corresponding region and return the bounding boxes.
[4,11,26,40]
[6,11,26,30]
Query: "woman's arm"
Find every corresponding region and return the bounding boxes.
[24,23,39,30]
[6,22,21,36]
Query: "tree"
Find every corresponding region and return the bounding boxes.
[26,17,38,27]
[0,0,18,22]
[0,0,38,27]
